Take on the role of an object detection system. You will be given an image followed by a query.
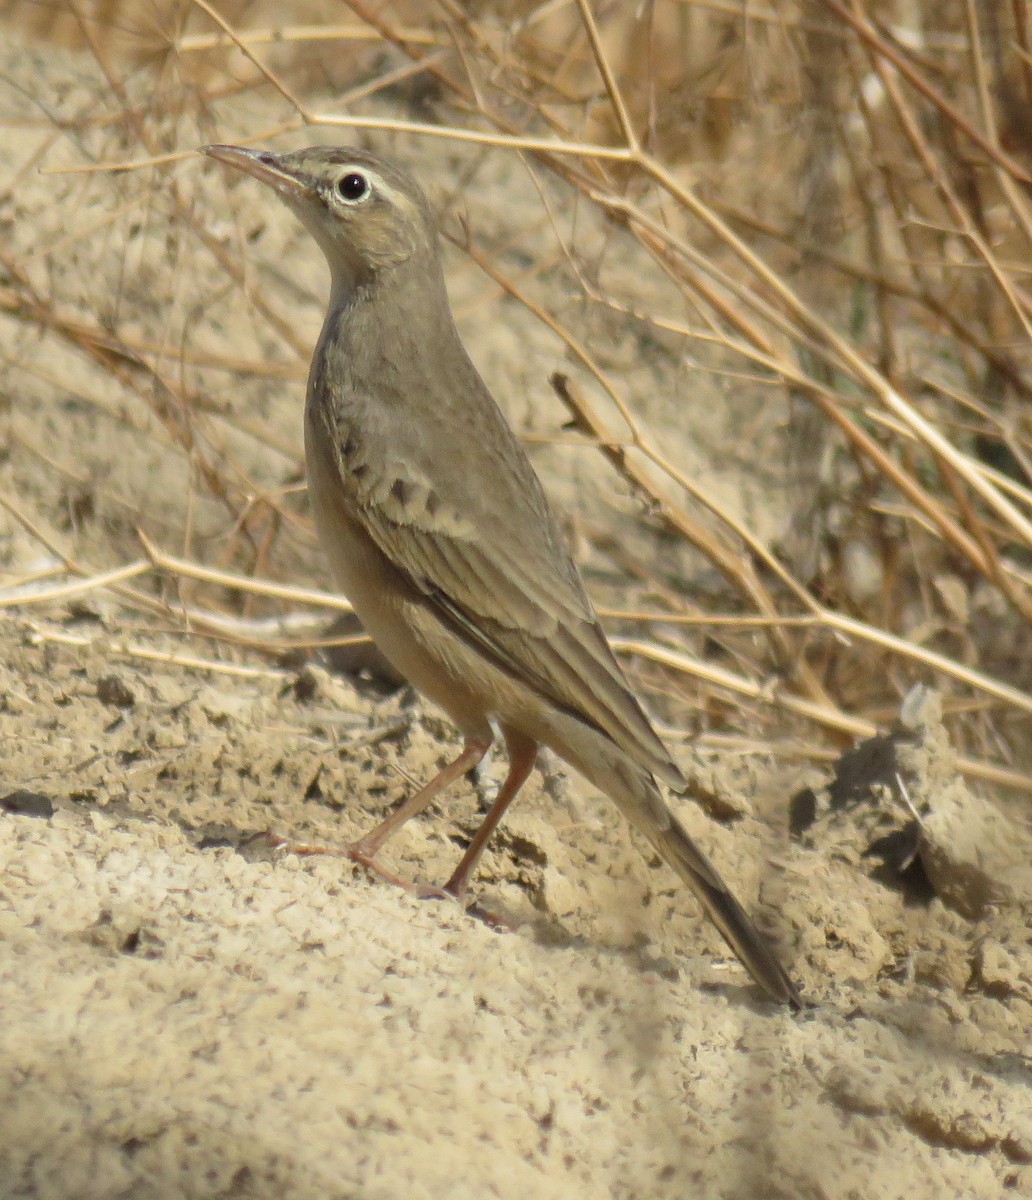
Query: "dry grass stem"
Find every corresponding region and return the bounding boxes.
[6,0,1032,796]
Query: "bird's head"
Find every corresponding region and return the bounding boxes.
[202,144,438,295]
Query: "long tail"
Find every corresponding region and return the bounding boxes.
[568,741,801,1007]
[649,810,801,1007]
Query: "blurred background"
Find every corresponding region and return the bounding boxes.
[5,6,1032,1197]
[3,0,1032,795]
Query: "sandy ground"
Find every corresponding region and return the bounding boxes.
[3,21,1032,1200]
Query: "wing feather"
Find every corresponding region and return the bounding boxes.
[313,395,684,788]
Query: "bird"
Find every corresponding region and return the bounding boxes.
[202,142,801,1007]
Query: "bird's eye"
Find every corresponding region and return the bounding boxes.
[336,172,369,202]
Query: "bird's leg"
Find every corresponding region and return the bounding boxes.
[348,735,491,870]
[257,737,490,870]
[436,729,538,903]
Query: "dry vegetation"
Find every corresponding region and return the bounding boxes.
[8,5,1032,1197]
[4,0,1032,797]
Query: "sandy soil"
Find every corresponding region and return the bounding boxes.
[2,23,1032,1200]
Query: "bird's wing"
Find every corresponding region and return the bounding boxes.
[313,391,684,789]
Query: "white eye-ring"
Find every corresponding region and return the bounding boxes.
[336,171,370,203]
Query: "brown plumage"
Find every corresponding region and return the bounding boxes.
[203,143,800,1007]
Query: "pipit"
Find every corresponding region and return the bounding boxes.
[202,143,800,1007]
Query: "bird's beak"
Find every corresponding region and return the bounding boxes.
[200,144,310,199]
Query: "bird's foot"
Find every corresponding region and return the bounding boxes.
[346,842,428,894]
[418,876,515,931]
[238,830,346,859]
[413,879,458,902]
[241,832,514,929]
[351,846,514,929]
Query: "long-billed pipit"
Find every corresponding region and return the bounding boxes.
[203,144,800,1007]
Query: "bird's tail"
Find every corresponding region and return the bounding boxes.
[648,808,801,1008]
[568,742,801,1007]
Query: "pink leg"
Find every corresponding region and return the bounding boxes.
[440,728,538,902]
[349,735,491,870]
